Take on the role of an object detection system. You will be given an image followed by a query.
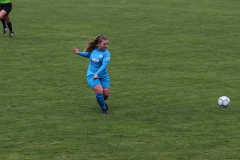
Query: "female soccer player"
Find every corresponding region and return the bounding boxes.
[0,0,14,37]
[73,35,111,114]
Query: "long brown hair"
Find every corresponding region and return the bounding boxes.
[84,35,108,52]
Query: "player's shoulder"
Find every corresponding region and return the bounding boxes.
[103,49,110,55]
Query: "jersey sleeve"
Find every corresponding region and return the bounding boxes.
[95,52,110,75]
[78,51,90,58]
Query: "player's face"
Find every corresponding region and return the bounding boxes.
[98,40,108,50]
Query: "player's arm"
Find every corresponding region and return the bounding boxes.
[95,54,110,75]
[78,51,90,58]
[73,46,90,58]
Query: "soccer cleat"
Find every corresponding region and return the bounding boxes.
[3,27,7,34]
[102,110,109,114]
[9,31,14,37]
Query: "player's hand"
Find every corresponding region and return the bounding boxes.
[73,46,79,54]
[93,74,98,79]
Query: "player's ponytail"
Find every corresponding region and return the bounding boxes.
[84,35,108,52]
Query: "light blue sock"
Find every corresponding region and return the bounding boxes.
[96,93,106,110]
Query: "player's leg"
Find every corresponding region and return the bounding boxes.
[103,89,109,110]
[0,3,6,33]
[87,76,108,113]
[0,9,7,19]
[103,89,109,100]
[101,76,110,110]
[0,8,8,34]
[101,76,110,100]
[93,85,108,113]
[5,15,14,37]
[0,3,14,37]
[1,18,7,34]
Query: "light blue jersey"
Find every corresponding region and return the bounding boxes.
[78,47,110,78]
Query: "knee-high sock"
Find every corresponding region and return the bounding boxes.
[1,19,6,28]
[104,95,108,100]
[96,93,106,110]
[7,22,13,32]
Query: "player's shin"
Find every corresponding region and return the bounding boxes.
[96,93,106,110]
[7,22,12,32]
[1,19,6,28]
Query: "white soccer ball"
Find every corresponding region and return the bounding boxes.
[218,96,230,108]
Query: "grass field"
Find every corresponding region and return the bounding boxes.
[1,0,240,159]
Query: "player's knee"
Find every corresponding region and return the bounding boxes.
[103,89,109,99]
[5,16,10,22]
[0,11,5,19]
[93,85,103,94]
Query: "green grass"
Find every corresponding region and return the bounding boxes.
[1,0,240,159]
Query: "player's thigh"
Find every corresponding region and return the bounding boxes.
[100,76,110,89]
[0,10,7,19]
[87,75,101,89]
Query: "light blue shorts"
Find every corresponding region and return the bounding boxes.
[87,75,110,89]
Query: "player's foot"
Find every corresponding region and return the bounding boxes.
[9,31,14,37]
[102,110,109,114]
[105,103,109,110]
[3,27,7,34]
